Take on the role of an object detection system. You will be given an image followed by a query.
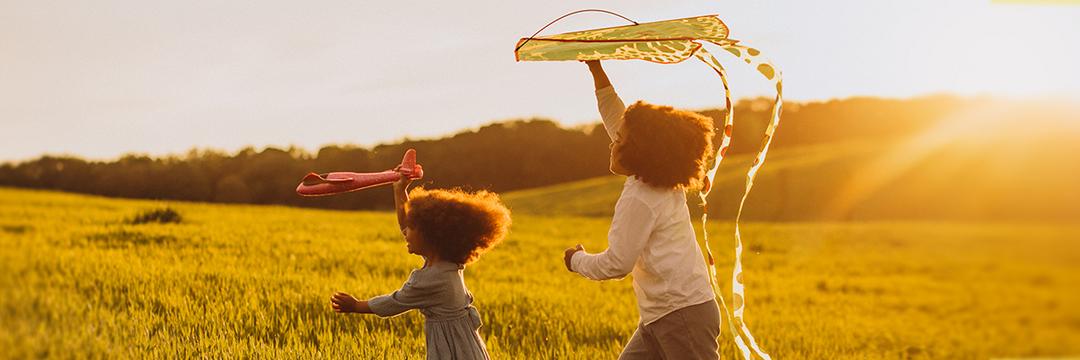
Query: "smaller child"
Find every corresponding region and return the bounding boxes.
[331,172,511,360]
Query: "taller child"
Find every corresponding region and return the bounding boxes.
[563,60,721,360]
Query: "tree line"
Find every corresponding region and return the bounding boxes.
[0,96,986,211]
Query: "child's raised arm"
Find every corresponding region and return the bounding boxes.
[585,61,626,141]
[585,60,612,90]
[392,169,411,233]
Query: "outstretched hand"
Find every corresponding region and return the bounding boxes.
[331,292,362,313]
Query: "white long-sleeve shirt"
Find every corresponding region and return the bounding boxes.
[571,85,715,325]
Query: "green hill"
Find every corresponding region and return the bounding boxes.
[504,140,887,218]
[504,136,1080,223]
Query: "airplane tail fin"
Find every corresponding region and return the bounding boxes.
[398,149,423,179]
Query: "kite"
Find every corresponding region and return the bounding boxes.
[516,10,782,360]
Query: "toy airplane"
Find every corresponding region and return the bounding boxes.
[296,149,423,196]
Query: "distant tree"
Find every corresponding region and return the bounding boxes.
[214,175,252,203]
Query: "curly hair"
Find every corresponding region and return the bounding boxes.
[405,187,511,265]
[617,101,715,189]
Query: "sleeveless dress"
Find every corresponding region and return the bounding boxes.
[368,261,490,360]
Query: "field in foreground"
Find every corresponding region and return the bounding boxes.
[1,187,1079,359]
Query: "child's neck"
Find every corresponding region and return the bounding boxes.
[423,253,445,267]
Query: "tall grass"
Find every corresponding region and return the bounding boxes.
[1,187,1078,359]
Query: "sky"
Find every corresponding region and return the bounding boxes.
[2,0,1078,162]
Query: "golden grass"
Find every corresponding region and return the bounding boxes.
[1,187,1078,359]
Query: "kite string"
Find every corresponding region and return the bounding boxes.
[515,9,639,52]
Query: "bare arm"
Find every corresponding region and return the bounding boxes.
[392,169,411,232]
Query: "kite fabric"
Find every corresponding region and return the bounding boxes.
[516,14,782,360]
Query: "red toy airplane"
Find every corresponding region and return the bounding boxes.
[296,149,423,196]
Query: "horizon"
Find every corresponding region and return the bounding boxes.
[3,0,1079,162]
[3,93,1059,164]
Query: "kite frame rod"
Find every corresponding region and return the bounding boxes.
[515,9,639,52]
[519,37,698,43]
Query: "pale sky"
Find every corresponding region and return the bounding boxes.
[2,0,1078,162]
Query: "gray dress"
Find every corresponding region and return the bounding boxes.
[368,261,490,360]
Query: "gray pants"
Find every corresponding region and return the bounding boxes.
[618,300,721,360]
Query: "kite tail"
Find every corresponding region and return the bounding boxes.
[692,48,735,186]
[720,41,782,360]
[692,48,751,360]
[695,43,782,360]
[700,192,753,360]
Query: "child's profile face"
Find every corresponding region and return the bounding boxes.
[403,226,425,256]
[609,131,629,176]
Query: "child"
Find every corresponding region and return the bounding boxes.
[331,171,511,360]
[563,60,721,360]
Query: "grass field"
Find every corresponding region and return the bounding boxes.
[2,187,1079,359]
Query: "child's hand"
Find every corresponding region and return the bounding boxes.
[330,292,362,313]
[392,165,412,189]
[563,244,585,272]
